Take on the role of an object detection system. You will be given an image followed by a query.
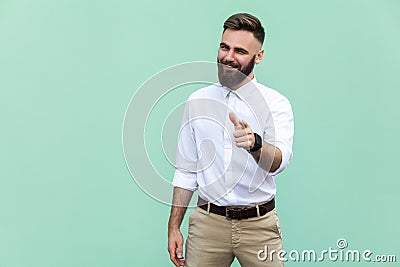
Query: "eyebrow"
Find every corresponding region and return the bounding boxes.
[219,42,249,54]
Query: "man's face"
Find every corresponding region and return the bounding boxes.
[217,29,264,89]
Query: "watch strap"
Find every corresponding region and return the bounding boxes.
[250,133,262,152]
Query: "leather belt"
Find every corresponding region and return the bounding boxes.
[198,197,275,220]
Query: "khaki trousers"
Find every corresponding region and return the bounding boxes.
[185,207,284,267]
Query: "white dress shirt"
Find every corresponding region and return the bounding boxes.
[172,77,294,206]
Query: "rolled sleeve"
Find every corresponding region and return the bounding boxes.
[172,100,199,191]
[265,95,294,176]
[172,169,198,191]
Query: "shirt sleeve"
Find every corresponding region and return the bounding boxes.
[172,100,199,191]
[264,95,294,176]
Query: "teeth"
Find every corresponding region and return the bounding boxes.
[222,64,238,69]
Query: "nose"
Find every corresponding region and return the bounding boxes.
[224,49,235,63]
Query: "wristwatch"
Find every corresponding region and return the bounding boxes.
[250,133,262,152]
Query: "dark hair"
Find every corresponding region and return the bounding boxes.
[223,13,265,45]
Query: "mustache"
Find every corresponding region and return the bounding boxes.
[218,60,240,69]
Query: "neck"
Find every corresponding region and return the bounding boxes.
[230,72,254,90]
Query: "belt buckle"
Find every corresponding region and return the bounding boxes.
[226,207,244,220]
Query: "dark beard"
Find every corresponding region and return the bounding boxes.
[217,55,256,89]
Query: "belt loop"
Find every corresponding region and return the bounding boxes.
[256,204,260,217]
[206,202,210,214]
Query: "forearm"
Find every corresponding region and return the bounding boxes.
[168,187,194,230]
[250,141,282,172]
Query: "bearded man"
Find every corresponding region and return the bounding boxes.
[168,13,294,267]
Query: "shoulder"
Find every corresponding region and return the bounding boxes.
[255,82,292,107]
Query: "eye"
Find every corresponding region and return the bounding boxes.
[235,49,247,55]
[220,44,229,50]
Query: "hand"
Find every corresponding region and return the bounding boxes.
[168,228,186,267]
[229,112,255,151]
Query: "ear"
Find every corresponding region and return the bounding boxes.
[255,49,264,65]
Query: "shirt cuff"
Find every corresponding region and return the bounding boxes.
[172,169,198,191]
[269,144,292,176]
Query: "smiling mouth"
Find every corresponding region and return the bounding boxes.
[223,64,239,69]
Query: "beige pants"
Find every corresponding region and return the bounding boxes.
[185,207,284,267]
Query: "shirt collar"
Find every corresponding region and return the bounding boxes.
[219,75,258,99]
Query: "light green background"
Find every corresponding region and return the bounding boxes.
[1,0,399,266]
